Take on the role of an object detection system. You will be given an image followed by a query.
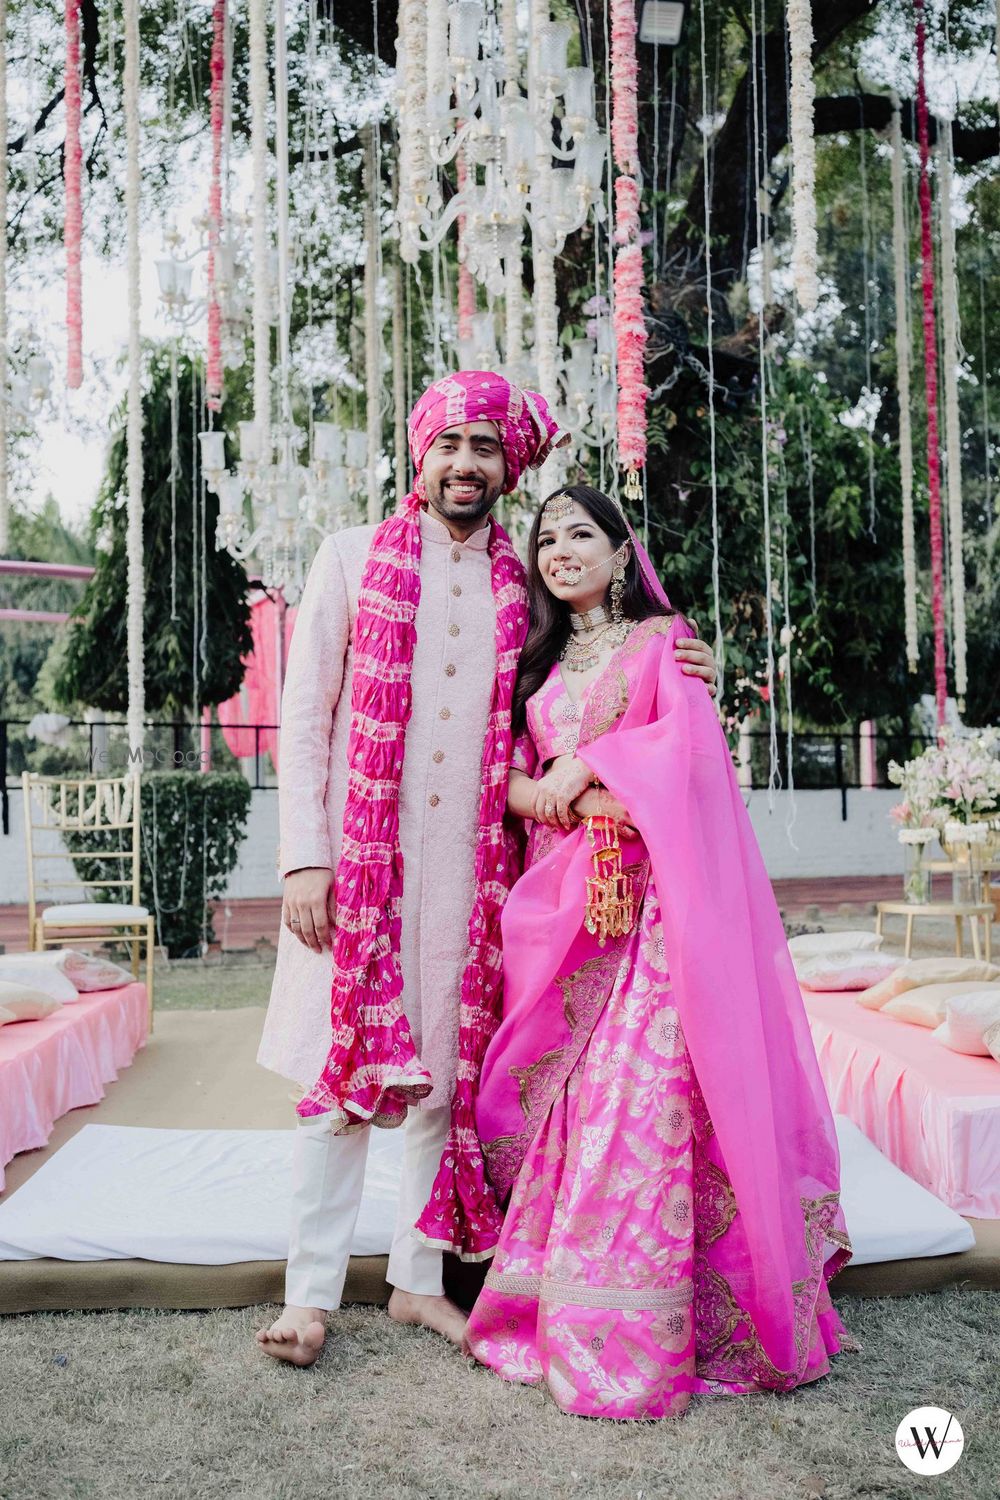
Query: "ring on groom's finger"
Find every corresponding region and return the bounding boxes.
[290,918,301,927]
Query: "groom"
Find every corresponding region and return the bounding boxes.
[256,371,718,1366]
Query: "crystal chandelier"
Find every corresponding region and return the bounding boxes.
[155,215,251,371]
[399,4,606,297]
[199,420,369,603]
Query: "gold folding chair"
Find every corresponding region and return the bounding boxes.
[22,771,156,1028]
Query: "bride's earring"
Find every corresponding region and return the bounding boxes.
[609,555,626,624]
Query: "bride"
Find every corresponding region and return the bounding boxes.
[464,484,854,1419]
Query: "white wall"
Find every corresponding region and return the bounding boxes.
[1,784,902,906]
[745,789,903,879]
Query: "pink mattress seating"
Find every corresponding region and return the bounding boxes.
[0,984,149,1193]
[803,987,1000,1219]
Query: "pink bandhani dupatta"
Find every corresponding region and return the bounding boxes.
[296,370,565,1260]
[477,615,852,1387]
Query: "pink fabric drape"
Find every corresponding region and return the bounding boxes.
[0,985,149,1192]
[805,989,1000,1218]
[216,594,295,769]
[479,616,851,1388]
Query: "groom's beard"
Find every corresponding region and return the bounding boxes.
[423,474,503,529]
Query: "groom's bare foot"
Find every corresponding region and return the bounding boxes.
[388,1288,468,1347]
[255,1305,327,1367]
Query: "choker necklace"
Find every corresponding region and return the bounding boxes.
[560,613,636,672]
[569,605,609,633]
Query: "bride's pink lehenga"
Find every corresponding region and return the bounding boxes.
[465,621,855,1419]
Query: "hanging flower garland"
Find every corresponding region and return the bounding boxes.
[205,0,226,411]
[248,0,271,461]
[914,0,948,732]
[397,0,431,264]
[64,0,83,388]
[787,0,818,310]
[890,97,918,674]
[124,0,144,753]
[937,119,967,710]
[456,150,476,342]
[610,0,649,499]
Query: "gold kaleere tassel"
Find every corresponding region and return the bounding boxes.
[623,465,643,504]
[584,815,637,946]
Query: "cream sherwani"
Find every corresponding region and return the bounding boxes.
[258,509,497,1107]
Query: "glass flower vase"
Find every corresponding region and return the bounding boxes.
[899,829,934,905]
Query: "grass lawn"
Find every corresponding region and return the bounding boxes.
[156,958,276,1011]
[0,1290,996,1500]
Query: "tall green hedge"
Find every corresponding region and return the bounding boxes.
[65,772,252,957]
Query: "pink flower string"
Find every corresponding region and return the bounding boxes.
[205,0,226,411]
[915,1,947,733]
[64,0,83,389]
[610,0,647,474]
[456,146,476,341]
[610,0,639,177]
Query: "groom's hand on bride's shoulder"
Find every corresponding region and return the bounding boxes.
[674,628,718,698]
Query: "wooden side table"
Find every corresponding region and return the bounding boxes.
[875,901,994,961]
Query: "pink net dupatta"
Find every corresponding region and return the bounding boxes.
[479,615,852,1388]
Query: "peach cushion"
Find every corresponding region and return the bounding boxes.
[880,981,1000,1029]
[857,956,1000,1010]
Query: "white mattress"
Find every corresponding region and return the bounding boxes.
[0,1117,975,1267]
[0,1124,403,1263]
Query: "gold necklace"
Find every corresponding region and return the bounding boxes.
[560,623,614,673]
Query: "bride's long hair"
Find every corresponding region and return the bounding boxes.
[513,484,672,734]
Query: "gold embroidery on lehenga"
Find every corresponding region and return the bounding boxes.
[691,1138,854,1390]
[485,1268,693,1312]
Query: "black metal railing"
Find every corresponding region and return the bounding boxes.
[1,717,280,835]
[1,717,936,836]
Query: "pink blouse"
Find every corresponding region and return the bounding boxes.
[512,663,598,868]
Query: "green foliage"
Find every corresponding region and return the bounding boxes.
[54,349,253,717]
[64,771,252,958]
[0,498,94,722]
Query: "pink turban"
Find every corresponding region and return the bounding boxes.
[408,371,567,495]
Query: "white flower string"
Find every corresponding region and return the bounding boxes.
[937,117,967,709]
[397,0,430,264]
[786,0,817,310]
[749,0,778,803]
[858,125,877,540]
[0,0,8,553]
[124,0,144,754]
[364,121,382,524]
[698,0,724,702]
[890,97,918,674]
[976,188,992,517]
[248,0,271,463]
[392,250,407,504]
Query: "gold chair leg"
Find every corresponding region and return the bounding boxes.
[146,919,155,1035]
[905,914,913,958]
[969,915,982,962]
[955,915,963,958]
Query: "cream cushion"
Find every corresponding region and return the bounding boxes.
[788,930,883,958]
[0,954,78,1002]
[933,991,1000,1057]
[984,1019,1000,1064]
[40,903,149,924]
[880,981,1000,1029]
[0,981,63,1025]
[857,956,1000,1010]
[796,951,900,992]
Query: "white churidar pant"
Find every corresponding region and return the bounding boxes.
[284,1105,451,1310]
